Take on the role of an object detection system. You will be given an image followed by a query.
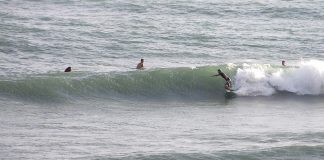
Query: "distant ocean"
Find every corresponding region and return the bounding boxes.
[1,0,324,159]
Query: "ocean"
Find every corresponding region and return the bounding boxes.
[1,0,324,159]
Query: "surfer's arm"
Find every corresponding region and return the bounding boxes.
[211,74,220,77]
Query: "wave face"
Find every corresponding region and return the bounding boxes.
[0,65,230,101]
[1,61,324,102]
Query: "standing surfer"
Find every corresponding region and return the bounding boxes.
[212,69,232,91]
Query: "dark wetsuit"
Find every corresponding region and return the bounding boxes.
[218,72,232,88]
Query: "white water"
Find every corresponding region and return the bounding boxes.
[235,60,324,96]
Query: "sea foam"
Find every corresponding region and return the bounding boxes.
[234,60,324,96]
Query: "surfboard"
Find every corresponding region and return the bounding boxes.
[225,90,237,99]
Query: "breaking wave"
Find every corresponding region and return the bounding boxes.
[1,60,324,102]
[235,60,324,96]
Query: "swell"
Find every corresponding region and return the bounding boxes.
[0,65,233,102]
[1,61,324,102]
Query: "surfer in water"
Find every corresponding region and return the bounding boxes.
[64,67,71,72]
[136,59,144,69]
[212,69,232,91]
[282,60,286,66]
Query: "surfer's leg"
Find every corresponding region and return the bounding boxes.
[227,78,232,88]
[225,82,230,90]
[225,81,231,88]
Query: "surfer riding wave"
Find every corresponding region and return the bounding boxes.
[212,69,232,91]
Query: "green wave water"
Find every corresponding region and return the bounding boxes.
[0,65,234,101]
[1,61,324,102]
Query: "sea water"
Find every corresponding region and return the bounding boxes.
[1,0,324,159]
